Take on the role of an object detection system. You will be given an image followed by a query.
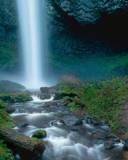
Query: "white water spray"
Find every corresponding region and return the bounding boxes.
[17,0,47,88]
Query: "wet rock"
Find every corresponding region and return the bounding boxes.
[70,127,79,132]
[40,86,56,99]
[124,140,128,151]
[91,131,107,139]
[98,124,111,133]
[0,127,45,160]
[19,123,29,129]
[83,116,99,126]
[15,154,21,160]
[32,130,47,139]
[73,119,83,126]
[44,100,64,108]
[104,138,123,150]
[49,120,66,127]
[6,106,15,114]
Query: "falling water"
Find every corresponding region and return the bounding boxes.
[17,0,47,88]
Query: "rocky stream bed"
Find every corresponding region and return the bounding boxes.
[8,92,127,160]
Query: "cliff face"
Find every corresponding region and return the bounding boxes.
[0,0,17,26]
[54,0,128,24]
[47,0,128,55]
[0,0,17,39]
[0,0,128,72]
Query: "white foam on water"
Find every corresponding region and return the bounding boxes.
[32,95,54,103]
[11,111,54,119]
[44,126,107,160]
[11,112,28,117]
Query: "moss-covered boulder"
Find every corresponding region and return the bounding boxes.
[32,130,47,139]
[0,128,45,160]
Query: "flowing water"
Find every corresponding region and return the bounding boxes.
[17,0,48,88]
[10,95,123,160]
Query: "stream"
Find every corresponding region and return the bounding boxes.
[10,94,123,160]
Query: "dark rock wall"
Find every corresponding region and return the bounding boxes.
[0,0,17,39]
[54,0,128,24]
[46,0,128,57]
[0,0,128,71]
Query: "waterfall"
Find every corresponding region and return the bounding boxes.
[17,0,47,88]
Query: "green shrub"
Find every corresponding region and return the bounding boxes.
[0,141,14,160]
[56,78,128,130]
[0,93,32,103]
[0,101,6,110]
[0,111,15,129]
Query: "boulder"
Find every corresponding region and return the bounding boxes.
[40,86,56,99]
[32,130,47,139]
[0,128,45,160]
[6,106,15,114]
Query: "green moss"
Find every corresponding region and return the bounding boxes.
[0,101,15,129]
[0,101,6,110]
[32,130,47,139]
[56,78,128,130]
[0,93,32,103]
[0,111,15,129]
[0,141,14,160]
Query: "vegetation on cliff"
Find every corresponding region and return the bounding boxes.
[0,101,14,128]
[0,93,32,103]
[0,101,15,160]
[0,140,14,160]
[56,77,128,130]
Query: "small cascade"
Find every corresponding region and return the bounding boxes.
[32,95,54,103]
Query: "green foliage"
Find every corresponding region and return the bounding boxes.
[0,93,32,103]
[0,101,6,110]
[0,101,15,129]
[57,78,128,130]
[0,111,15,129]
[0,141,14,160]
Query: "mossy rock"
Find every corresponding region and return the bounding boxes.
[32,130,47,139]
[0,93,32,103]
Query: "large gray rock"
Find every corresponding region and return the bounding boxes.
[54,0,128,24]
